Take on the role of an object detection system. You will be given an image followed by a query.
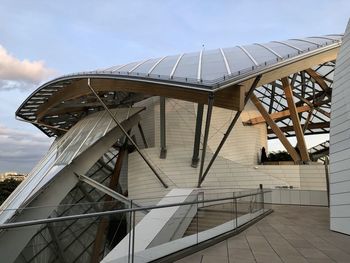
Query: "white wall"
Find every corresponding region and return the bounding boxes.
[258,165,327,190]
[127,98,327,203]
[329,20,350,235]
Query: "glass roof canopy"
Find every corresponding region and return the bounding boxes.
[16,34,342,137]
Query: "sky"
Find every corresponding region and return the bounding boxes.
[0,0,349,173]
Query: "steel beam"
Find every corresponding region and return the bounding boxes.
[198,75,262,187]
[77,183,101,212]
[191,104,204,168]
[160,96,167,159]
[138,122,148,148]
[197,94,214,187]
[87,79,168,188]
[76,173,132,208]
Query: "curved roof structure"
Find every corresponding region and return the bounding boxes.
[16,35,342,137]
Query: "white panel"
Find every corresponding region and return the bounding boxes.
[300,191,311,205]
[290,190,301,204]
[330,20,350,235]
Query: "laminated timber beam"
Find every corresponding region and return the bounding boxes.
[35,78,245,121]
[304,68,331,93]
[281,77,310,161]
[267,122,330,134]
[243,105,311,125]
[250,94,301,162]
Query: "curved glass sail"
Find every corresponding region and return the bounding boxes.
[0,108,142,224]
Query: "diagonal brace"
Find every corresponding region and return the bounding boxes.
[87,79,168,188]
[198,75,262,187]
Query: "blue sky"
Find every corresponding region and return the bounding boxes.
[0,0,349,172]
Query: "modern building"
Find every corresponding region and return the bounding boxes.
[0,21,350,263]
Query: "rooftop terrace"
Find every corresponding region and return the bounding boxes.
[177,205,350,263]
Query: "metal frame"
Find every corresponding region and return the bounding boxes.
[0,190,272,230]
[191,103,204,168]
[198,75,262,187]
[87,79,168,188]
[160,96,167,159]
[197,94,214,186]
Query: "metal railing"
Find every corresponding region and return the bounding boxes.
[0,188,272,263]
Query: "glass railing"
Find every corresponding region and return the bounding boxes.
[0,188,272,263]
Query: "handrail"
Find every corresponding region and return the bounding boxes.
[0,190,271,230]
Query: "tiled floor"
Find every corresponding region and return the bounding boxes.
[176,205,350,263]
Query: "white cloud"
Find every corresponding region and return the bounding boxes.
[0,124,53,173]
[0,45,54,91]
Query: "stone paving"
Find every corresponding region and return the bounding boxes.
[176,205,350,263]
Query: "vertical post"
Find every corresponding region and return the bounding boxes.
[197,94,214,187]
[128,200,133,263]
[196,193,199,244]
[131,207,136,263]
[191,104,204,167]
[160,96,167,159]
[259,184,264,211]
[234,195,238,229]
[325,156,330,207]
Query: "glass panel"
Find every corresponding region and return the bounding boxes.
[222,46,255,74]
[306,37,334,46]
[201,49,228,81]
[244,44,279,65]
[150,55,179,76]
[172,52,199,80]
[115,61,140,73]
[133,58,160,74]
[263,42,298,58]
[285,39,318,51]
[0,108,135,225]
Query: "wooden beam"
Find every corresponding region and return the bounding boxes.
[282,77,310,161]
[36,78,244,121]
[305,68,330,92]
[250,94,301,162]
[243,105,310,125]
[239,47,338,96]
[267,122,330,134]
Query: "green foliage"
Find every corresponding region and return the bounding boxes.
[0,179,21,205]
[267,150,293,162]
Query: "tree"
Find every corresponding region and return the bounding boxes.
[0,179,21,205]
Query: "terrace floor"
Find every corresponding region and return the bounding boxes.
[176,205,350,263]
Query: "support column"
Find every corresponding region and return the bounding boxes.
[198,75,262,187]
[282,77,310,162]
[191,104,204,168]
[160,96,167,159]
[251,94,301,162]
[197,94,214,187]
